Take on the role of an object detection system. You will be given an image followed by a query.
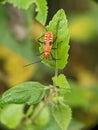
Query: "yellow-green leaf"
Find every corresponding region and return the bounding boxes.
[52,103,72,130]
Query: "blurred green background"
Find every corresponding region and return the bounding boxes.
[0,0,98,130]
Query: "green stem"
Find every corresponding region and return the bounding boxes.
[31,102,47,123]
[55,67,58,77]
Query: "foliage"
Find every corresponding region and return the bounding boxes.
[2,0,48,25]
[1,0,98,130]
[35,0,48,25]
[0,1,71,130]
[0,82,45,106]
[0,104,24,128]
[52,104,71,130]
[39,9,70,69]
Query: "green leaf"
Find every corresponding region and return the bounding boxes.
[42,115,61,130]
[52,74,70,97]
[6,0,34,9]
[35,0,48,25]
[52,103,72,130]
[39,9,70,69]
[52,74,70,89]
[0,82,45,107]
[0,104,24,128]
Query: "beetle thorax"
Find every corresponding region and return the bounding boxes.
[44,32,53,42]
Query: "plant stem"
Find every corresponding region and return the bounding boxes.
[31,102,47,123]
[53,67,58,90]
[31,91,53,123]
[55,67,58,77]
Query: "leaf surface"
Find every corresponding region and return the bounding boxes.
[52,74,70,96]
[0,82,45,106]
[52,103,72,130]
[39,9,70,69]
[0,104,24,128]
[35,0,48,25]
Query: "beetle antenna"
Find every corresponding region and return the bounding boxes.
[24,58,44,67]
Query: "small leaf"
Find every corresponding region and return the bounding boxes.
[35,0,48,25]
[52,74,70,89]
[39,9,70,69]
[52,103,72,130]
[0,104,24,128]
[52,74,70,97]
[0,82,45,107]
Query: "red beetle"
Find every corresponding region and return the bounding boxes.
[43,32,53,59]
[24,31,55,67]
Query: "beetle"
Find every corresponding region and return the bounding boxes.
[24,31,55,67]
[24,21,59,67]
[43,31,53,59]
